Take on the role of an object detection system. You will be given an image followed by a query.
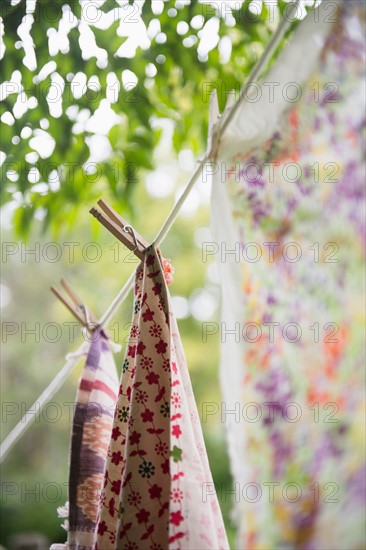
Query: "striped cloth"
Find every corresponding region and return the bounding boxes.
[67,329,119,549]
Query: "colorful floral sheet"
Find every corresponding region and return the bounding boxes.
[211,1,366,548]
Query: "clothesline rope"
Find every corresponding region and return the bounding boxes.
[219,0,300,137]
[0,0,300,464]
[0,341,90,463]
[99,160,206,327]
[101,0,300,326]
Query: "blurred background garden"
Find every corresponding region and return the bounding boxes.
[0,0,315,547]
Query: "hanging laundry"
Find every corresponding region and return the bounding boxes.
[51,329,119,550]
[211,1,366,549]
[95,246,229,550]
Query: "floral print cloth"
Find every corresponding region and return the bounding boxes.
[95,246,229,549]
[211,1,365,549]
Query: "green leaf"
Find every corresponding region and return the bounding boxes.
[170,445,183,463]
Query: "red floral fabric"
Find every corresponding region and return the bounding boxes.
[95,246,228,549]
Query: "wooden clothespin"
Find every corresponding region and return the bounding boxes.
[205,88,221,162]
[50,278,97,327]
[90,199,148,260]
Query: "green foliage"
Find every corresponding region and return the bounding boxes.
[0,0,307,236]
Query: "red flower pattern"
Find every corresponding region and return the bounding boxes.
[136,508,150,524]
[135,390,148,404]
[95,247,228,549]
[155,339,168,354]
[170,510,184,526]
[137,341,146,355]
[155,441,168,456]
[141,408,154,422]
[129,430,141,445]
[142,308,154,322]
[172,424,182,438]
[110,480,121,495]
[146,371,160,385]
[152,282,162,295]
[111,451,123,465]
[141,356,154,369]
[149,484,163,499]
[111,426,121,441]
[127,491,142,506]
[161,459,169,475]
[97,520,108,535]
[128,345,137,358]
[149,324,162,338]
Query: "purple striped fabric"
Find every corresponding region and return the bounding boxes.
[67,329,119,549]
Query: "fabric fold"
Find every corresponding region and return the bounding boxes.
[67,329,119,549]
[95,246,229,550]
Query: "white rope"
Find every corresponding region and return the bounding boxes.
[0,0,300,463]
[101,0,300,325]
[99,161,207,327]
[98,269,136,327]
[0,341,89,463]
